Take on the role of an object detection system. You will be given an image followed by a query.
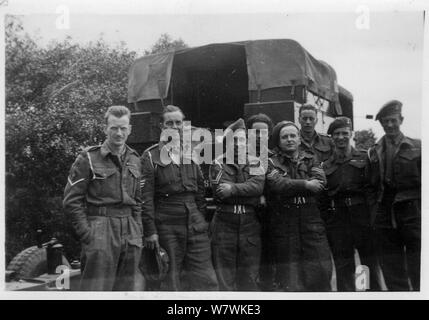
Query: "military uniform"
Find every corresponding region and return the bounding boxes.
[323,147,380,291]
[266,150,333,291]
[368,133,421,290]
[209,155,265,291]
[63,141,143,291]
[140,143,218,291]
[299,131,334,163]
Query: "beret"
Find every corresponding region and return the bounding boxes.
[327,117,353,135]
[375,100,402,121]
[271,121,300,147]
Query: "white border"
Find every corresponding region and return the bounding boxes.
[0,0,428,300]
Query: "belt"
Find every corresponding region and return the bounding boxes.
[281,196,316,207]
[87,206,132,217]
[217,204,256,214]
[156,192,196,202]
[331,195,366,208]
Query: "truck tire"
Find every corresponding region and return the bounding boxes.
[7,246,70,279]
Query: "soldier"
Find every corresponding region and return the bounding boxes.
[63,105,143,291]
[245,113,276,291]
[266,121,332,291]
[322,117,380,291]
[209,118,265,290]
[298,104,334,162]
[368,100,421,291]
[140,105,218,291]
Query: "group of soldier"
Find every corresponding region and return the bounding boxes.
[63,100,421,292]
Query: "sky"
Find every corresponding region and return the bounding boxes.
[12,7,425,140]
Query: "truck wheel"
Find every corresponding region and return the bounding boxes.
[7,246,70,279]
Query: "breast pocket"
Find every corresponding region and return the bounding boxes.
[314,145,332,161]
[91,166,119,198]
[397,149,420,178]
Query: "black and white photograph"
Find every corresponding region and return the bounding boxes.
[1,0,427,302]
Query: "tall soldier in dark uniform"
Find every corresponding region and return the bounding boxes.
[266,121,332,291]
[140,105,218,291]
[298,104,334,163]
[322,117,380,291]
[63,105,143,291]
[368,100,421,291]
[209,118,265,290]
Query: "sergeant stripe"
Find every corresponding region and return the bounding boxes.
[267,169,279,178]
[213,170,222,184]
[67,177,85,187]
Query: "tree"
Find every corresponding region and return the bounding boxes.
[144,33,188,55]
[354,129,377,150]
[5,16,138,262]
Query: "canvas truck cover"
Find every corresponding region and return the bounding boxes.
[128,52,175,102]
[127,39,341,104]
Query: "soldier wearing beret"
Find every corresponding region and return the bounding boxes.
[209,118,265,290]
[266,121,333,291]
[298,104,335,163]
[367,100,421,291]
[322,117,380,291]
[63,105,143,291]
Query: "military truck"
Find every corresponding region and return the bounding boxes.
[127,39,353,153]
